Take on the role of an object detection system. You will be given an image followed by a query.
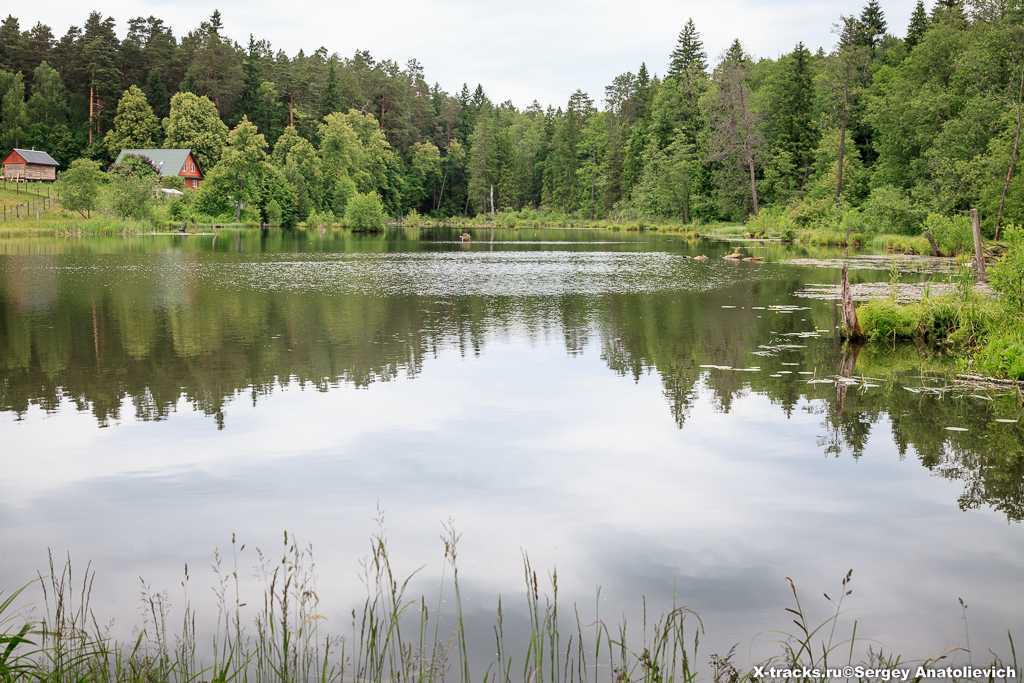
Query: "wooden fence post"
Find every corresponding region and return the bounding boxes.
[970,208,986,279]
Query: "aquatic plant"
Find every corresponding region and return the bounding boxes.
[0,529,1015,683]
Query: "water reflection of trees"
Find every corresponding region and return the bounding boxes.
[1,255,1021,520]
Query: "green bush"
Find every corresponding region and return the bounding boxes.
[54,159,106,218]
[974,324,1024,379]
[859,298,925,341]
[989,223,1024,313]
[404,208,423,227]
[306,209,338,227]
[103,173,156,220]
[265,199,282,226]
[745,205,794,236]
[923,213,973,254]
[861,185,925,235]
[345,192,386,232]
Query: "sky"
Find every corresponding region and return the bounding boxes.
[15,0,920,111]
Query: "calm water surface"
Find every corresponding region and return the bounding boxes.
[1,228,1021,665]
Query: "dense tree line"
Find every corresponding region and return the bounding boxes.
[2,1,1024,233]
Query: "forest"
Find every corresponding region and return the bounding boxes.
[1,0,1024,234]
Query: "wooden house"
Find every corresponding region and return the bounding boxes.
[114,149,205,188]
[1,149,59,181]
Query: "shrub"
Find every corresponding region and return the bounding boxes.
[103,173,156,220]
[745,205,794,236]
[265,199,282,226]
[861,185,925,235]
[54,159,105,218]
[345,192,386,232]
[923,213,973,254]
[307,209,338,227]
[404,209,423,227]
[974,325,1024,379]
[859,299,924,341]
[989,223,1024,313]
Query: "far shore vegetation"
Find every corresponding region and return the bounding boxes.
[1,0,1023,375]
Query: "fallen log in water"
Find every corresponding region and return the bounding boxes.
[956,373,1024,389]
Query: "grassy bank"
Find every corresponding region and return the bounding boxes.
[0,531,1015,683]
[855,227,1024,380]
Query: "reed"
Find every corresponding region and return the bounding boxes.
[0,533,1015,683]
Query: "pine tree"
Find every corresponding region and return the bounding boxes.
[668,19,707,78]
[80,12,122,145]
[318,60,340,119]
[769,43,817,187]
[859,0,887,48]
[905,0,929,49]
[724,39,746,64]
[144,68,169,118]
[0,17,22,74]
[931,0,966,23]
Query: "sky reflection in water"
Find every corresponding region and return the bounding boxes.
[0,230,1021,665]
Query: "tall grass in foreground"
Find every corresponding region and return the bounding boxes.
[0,524,1016,683]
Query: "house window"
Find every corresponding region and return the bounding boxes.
[190,163,195,172]
[192,179,197,188]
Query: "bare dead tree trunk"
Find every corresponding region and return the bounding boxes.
[841,263,863,342]
[996,65,1024,242]
[971,208,986,279]
[489,184,495,218]
[89,79,95,146]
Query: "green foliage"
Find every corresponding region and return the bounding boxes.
[974,324,1024,379]
[860,185,925,235]
[859,294,995,343]
[989,224,1024,313]
[55,159,106,217]
[160,174,185,191]
[104,85,162,155]
[163,92,228,171]
[923,213,973,253]
[258,164,297,227]
[103,173,156,219]
[265,199,282,226]
[403,208,423,227]
[345,191,385,232]
[0,69,28,151]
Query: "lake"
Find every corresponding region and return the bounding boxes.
[0,227,1021,670]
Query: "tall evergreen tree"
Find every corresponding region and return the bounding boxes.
[859,0,887,48]
[0,16,22,74]
[667,19,707,78]
[144,67,169,118]
[319,60,341,118]
[766,43,818,187]
[185,10,242,118]
[906,0,929,48]
[80,12,122,146]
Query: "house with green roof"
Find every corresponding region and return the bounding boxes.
[114,149,205,189]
